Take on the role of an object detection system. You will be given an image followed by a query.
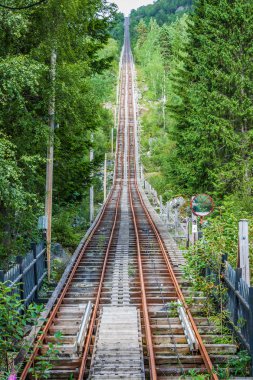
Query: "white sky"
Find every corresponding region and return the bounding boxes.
[112,0,154,16]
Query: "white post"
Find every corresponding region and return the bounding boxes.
[104,153,107,203]
[166,202,169,226]
[175,208,179,237]
[160,195,163,216]
[141,165,144,183]
[192,213,198,244]
[239,219,250,285]
[90,134,94,225]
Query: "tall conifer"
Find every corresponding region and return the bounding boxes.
[168,0,253,195]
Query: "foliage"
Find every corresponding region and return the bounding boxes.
[135,0,253,272]
[109,11,125,46]
[227,350,251,376]
[0,1,122,267]
[0,134,43,266]
[0,282,44,376]
[28,331,63,380]
[167,0,253,196]
[135,16,189,200]
[130,0,193,44]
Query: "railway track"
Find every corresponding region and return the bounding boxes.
[20,18,241,380]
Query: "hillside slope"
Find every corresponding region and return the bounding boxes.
[130,0,193,29]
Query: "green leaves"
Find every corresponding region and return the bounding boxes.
[0,133,25,209]
[162,0,253,196]
[0,282,44,373]
[0,0,120,266]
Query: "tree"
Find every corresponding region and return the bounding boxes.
[0,0,121,266]
[167,0,253,196]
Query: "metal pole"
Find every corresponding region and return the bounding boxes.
[90,134,94,225]
[45,49,57,282]
[111,127,114,157]
[239,219,250,285]
[104,153,107,203]
[186,217,190,248]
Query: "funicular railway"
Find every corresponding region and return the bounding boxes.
[20,18,240,380]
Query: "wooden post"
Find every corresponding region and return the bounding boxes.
[104,153,107,203]
[45,49,57,282]
[233,268,242,326]
[248,287,253,374]
[16,256,24,301]
[239,219,250,286]
[90,134,94,225]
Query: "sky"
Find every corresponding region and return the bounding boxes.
[112,0,154,16]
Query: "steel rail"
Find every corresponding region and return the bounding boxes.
[129,93,218,379]
[19,186,118,379]
[77,36,127,380]
[134,182,218,380]
[19,96,126,378]
[77,185,123,380]
[124,22,219,380]
[124,39,157,379]
[19,17,219,380]
[128,169,157,380]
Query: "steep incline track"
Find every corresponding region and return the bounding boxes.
[20,18,240,380]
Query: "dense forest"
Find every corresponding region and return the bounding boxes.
[132,0,253,270]
[130,0,192,42]
[0,0,123,269]
[1,0,252,275]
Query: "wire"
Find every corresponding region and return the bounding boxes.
[0,0,47,10]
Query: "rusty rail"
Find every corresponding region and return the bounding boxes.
[20,17,219,380]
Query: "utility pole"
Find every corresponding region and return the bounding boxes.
[90,134,94,225]
[104,153,107,203]
[45,49,57,282]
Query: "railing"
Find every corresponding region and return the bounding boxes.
[224,261,253,355]
[205,257,253,365]
[140,169,187,239]
[0,242,46,307]
[140,165,253,365]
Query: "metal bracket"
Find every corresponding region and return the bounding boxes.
[75,301,93,355]
[177,300,199,352]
